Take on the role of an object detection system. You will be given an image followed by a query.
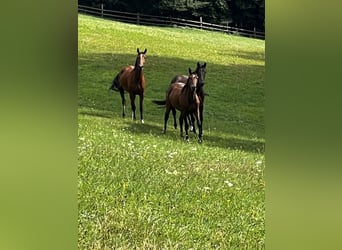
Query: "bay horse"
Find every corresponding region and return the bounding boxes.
[109,48,147,123]
[153,68,202,142]
[170,62,207,140]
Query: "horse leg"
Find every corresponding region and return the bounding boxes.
[129,93,136,120]
[197,106,203,143]
[184,113,190,141]
[139,94,144,123]
[163,106,171,134]
[172,108,177,129]
[179,113,186,139]
[120,90,126,117]
[190,113,196,134]
[187,114,192,132]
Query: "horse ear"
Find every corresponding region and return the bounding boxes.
[189,68,192,74]
[143,48,147,54]
[137,48,140,53]
[197,62,200,67]
[203,62,207,67]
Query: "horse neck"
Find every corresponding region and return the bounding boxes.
[133,57,144,82]
[196,85,204,96]
[183,79,196,103]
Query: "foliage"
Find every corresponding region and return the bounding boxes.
[78,14,265,248]
[227,0,265,30]
[78,0,265,31]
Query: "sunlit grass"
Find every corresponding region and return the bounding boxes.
[78,14,265,249]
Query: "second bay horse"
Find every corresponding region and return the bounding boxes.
[153,68,202,141]
[170,62,207,141]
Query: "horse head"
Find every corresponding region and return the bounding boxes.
[195,62,206,87]
[187,67,199,91]
[136,48,147,69]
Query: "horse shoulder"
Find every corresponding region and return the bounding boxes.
[120,66,134,78]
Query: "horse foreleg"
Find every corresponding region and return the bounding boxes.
[129,93,136,121]
[189,113,196,134]
[139,94,144,123]
[183,113,189,141]
[120,90,126,117]
[200,104,204,127]
[179,113,184,139]
[197,106,203,143]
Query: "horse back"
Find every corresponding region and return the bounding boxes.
[170,75,188,84]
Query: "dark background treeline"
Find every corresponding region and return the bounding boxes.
[78,0,265,32]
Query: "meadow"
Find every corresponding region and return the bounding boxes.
[78,14,265,249]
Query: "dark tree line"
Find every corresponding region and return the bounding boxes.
[78,0,265,32]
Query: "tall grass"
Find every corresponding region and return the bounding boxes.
[78,14,265,249]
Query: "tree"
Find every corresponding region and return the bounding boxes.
[226,0,264,31]
[78,0,264,32]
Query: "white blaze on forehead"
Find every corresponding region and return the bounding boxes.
[138,53,145,66]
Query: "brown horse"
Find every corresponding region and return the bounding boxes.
[153,68,201,141]
[109,48,147,123]
[170,62,207,138]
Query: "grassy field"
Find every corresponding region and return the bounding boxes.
[78,14,265,249]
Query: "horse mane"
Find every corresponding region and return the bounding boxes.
[181,75,197,105]
[181,77,193,94]
[134,54,141,71]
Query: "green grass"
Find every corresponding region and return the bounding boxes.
[78,14,265,249]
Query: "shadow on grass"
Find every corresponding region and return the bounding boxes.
[204,133,265,153]
[78,109,114,119]
[118,119,264,153]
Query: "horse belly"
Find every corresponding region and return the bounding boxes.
[168,89,187,111]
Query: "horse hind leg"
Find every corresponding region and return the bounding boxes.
[163,107,171,134]
[120,90,126,117]
[172,108,177,129]
[179,112,189,141]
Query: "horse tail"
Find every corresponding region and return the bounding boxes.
[152,100,166,106]
[109,69,124,91]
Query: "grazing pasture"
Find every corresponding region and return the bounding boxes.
[78,14,265,249]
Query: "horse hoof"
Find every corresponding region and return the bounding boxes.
[198,138,203,143]
[141,119,144,124]
[162,130,166,134]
